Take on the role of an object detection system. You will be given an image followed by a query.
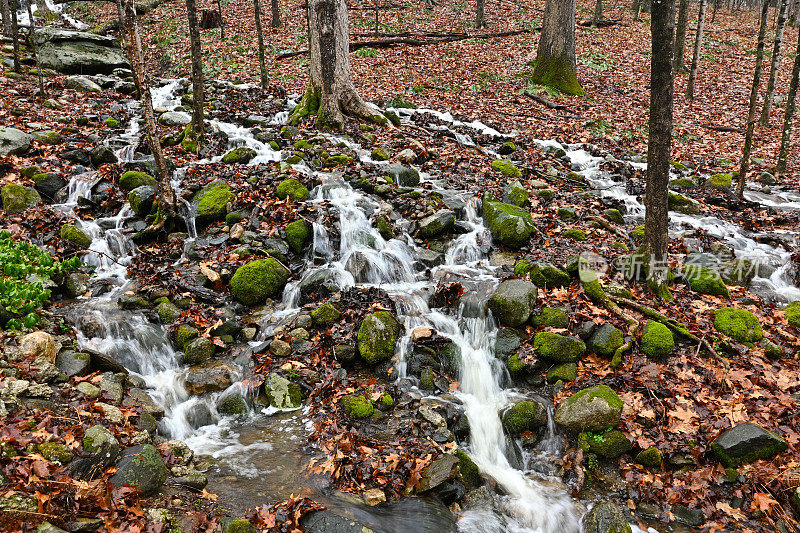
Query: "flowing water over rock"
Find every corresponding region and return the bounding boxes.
[55,77,798,533]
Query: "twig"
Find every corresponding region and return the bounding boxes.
[522,90,566,110]
[701,123,745,133]
[585,215,628,238]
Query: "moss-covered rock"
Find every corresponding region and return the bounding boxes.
[128,185,155,216]
[498,141,517,155]
[711,422,787,467]
[455,450,482,489]
[506,354,525,374]
[221,518,257,533]
[230,258,290,306]
[563,228,587,241]
[175,324,198,349]
[531,307,570,329]
[183,337,215,365]
[635,446,662,468]
[37,442,73,464]
[376,215,394,240]
[783,301,800,328]
[60,224,92,249]
[588,323,624,358]
[194,180,234,222]
[222,147,257,164]
[83,424,119,456]
[502,400,547,435]
[667,191,701,214]
[685,266,730,297]
[482,193,536,248]
[528,262,570,289]
[554,385,623,433]
[285,219,312,254]
[713,307,763,343]
[384,163,420,186]
[580,429,632,458]
[641,321,674,359]
[340,394,374,418]
[119,171,155,191]
[491,159,522,178]
[534,332,586,362]
[503,180,528,206]
[371,147,390,161]
[603,208,624,224]
[488,279,537,327]
[108,444,168,496]
[417,209,456,239]
[583,502,632,533]
[217,393,248,416]
[1,183,41,213]
[311,303,341,327]
[156,301,182,323]
[263,372,302,409]
[380,392,394,409]
[547,362,577,383]
[706,173,733,190]
[557,207,576,220]
[536,189,554,201]
[357,311,401,364]
[630,224,645,242]
[276,178,310,201]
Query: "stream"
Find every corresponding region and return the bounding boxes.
[48,74,798,533]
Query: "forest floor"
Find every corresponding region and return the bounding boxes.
[0,1,798,533]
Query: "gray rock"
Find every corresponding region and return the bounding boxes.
[35,27,129,74]
[128,185,155,216]
[672,505,704,527]
[385,163,420,186]
[488,279,537,327]
[263,372,302,408]
[494,328,522,360]
[584,502,632,533]
[417,209,455,238]
[416,248,445,267]
[588,323,625,357]
[0,127,33,156]
[184,359,236,395]
[108,444,168,495]
[64,75,102,93]
[554,385,623,433]
[56,350,91,377]
[158,111,191,126]
[711,422,788,467]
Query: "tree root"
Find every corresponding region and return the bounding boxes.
[585,215,628,239]
[580,270,638,368]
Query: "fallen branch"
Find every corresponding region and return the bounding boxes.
[578,18,623,27]
[522,90,566,110]
[586,215,628,238]
[276,28,536,60]
[701,123,745,133]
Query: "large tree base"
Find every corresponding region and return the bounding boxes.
[289,85,390,130]
[530,55,585,96]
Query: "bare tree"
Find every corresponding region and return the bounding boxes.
[674,0,690,72]
[185,0,205,152]
[25,0,44,98]
[254,0,268,88]
[592,0,603,26]
[531,0,584,95]
[216,0,224,38]
[633,0,643,20]
[10,0,19,72]
[644,0,675,300]
[118,0,177,229]
[776,25,800,176]
[1,0,11,36]
[475,0,486,28]
[685,0,706,99]
[289,0,388,130]
[271,0,280,26]
[736,0,770,198]
[759,0,789,125]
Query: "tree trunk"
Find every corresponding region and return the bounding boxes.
[712,0,719,22]
[644,0,675,299]
[25,0,44,98]
[592,0,603,25]
[759,0,789,125]
[118,0,177,228]
[216,0,224,38]
[531,0,584,95]
[254,0,268,88]
[736,0,770,198]
[475,0,485,28]
[185,0,205,152]
[10,0,19,72]
[776,25,800,175]
[1,0,11,36]
[685,0,706,99]
[271,0,280,26]
[632,0,642,20]
[289,0,387,130]
[674,0,690,72]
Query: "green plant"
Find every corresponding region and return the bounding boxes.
[0,230,80,329]
[521,83,562,98]
[584,118,614,137]
[355,47,379,58]
[579,51,616,71]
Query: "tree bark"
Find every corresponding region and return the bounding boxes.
[25,0,44,98]
[1,0,11,36]
[685,0,706,99]
[118,0,177,228]
[776,25,800,175]
[289,0,387,130]
[254,0,268,88]
[10,0,19,72]
[673,0,690,72]
[759,0,789,125]
[644,0,675,299]
[475,0,486,28]
[592,0,603,25]
[216,0,224,38]
[270,0,280,26]
[736,0,770,198]
[632,0,642,20]
[185,0,205,152]
[531,0,584,95]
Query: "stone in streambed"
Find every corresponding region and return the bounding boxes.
[194,180,234,222]
[482,193,536,248]
[534,332,585,363]
[358,311,401,364]
[502,400,547,435]
[554,385,622,433]
[284,219,312,253]
[583,502,631,533]
[488,279,537,327]
[417,209,455,238]
[108,444,168,495]
[263,372,302,409]
[230,258,290,306]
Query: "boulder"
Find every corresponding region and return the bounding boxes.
[230,258,290,306]
[640,321,674,359]
[183,337,215,365]
[502,400,547,435]
[530,306,570,329]
[285,219,312,253]
[276,178,310,200]
[64,75,102,93]
[713,307,763,343]
[1,183,41,213]
[217,393,248,416]
[417,209,455,239]
[35,27,129,74]
[527,262,570,289]
[580,429,632,458]
[685,265,729,297]
[554,385,623,433]
[60,224,92,249]
[311,303,341,327]
[119,171,155,192]
[487,279,537,327]
[588,323,624,357]
[158,111,191,127]
[357,311,401,364]
[534,332,585,362]
[719,259,756,287]
[546,362,577,383]
[711,422,787,467]
[785,302,800,328]
[417,454,458,492]
[491,159,522,178]
[33,172,67,200]
[385,163,420,186]
[706,172,733,190]
[55,351,90,378]
[108,444,168,496]
[482,194,536,248]
[128,186,155,216]
[0,127,33,156]
[19,332,57,363]
[503,180,528,206]
[583,502,632,533]
[494,328,522,360]
[184,360,236,395]
[263,372,302,409]
[340,394,374,418]
[194,180,234,221]
[90,146,117,166]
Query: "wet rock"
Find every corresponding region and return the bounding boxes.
[65,75,102,93]
[158,111,191,127]
[334,344,356,364]
[155,301,182,323]
[230,258,290,306]
[713,307,763,343]
[588,323,624,358]
[583,501,632,533]
[184,360,236,395]
[482,193,536,248]
[358,311,401,364]
[59,224,92,250]
[667,191,700,214]
[340,394,374,418]
[128,185,155,216]
[33,172,67,200]
[415,248,445,267]
[635,446,662,468]
[531,306,570,328]
[263,372,302,408]
[1,183,41,213]
[711,422,788,467]
[488,279,537,327]
[527,262,571,289]
[641,321,674,359]
[194,180,234,222]
[109,444,168,496]
[56,350,91,377]
[503,180,528,206]
[269,339,291,357]
[298,268,345,304]
[502,400,547,435]
[534,332,586,363]
[276,178,310,200]
[417,209,455,238]
[580,429,632,458]
[90,145,117,166]
[311,303,341,327]
[217,393,248,416]
[494,328,522,360]
[385,163,420,186]
[119,171,155,191]
[719,259,756,286]
[88,350,128,374]
[547,362,577,382]
[491,159,521,178]
[0,127,33,156]
[462,486,494,510]
[284,219,312,254]
[418,454,459,492]
[555,385,623,433]
[35,27,129,74]
[19,332,57,363]
[672,505,704,527]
